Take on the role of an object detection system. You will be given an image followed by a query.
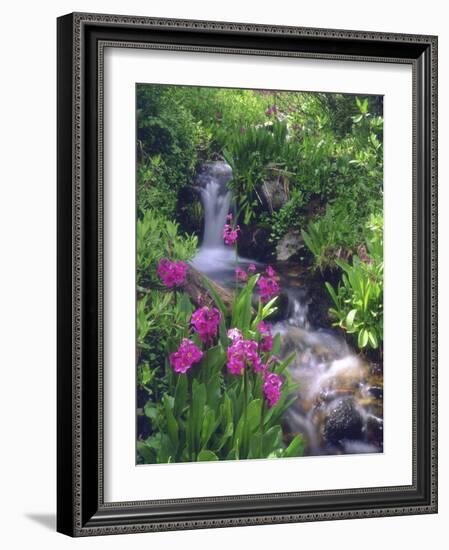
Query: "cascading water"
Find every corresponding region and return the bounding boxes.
[273,291,383,455]
[191,161,253,284]
[191,161,383,456]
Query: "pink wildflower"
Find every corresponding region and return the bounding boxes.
[257,275,280,303]
[227,328,243,343]
[157,258,188,288]
[263,372,283,408]
[257,321,273,352]
[226,213,233,221]
[265,265,276,278]
[191,306,221,345]
[248,263,257,274]
[223,223,240,246]
[226,338,262,375]
[169,338,203,374]
[235,266,248,282]
[254,362,269,374]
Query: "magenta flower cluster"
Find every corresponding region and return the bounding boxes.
[257,321,273,353]
[226,333,265,375]
[256,265,280,303]
[169,338,203,374]
[157,258,188,288]
[223,213,240,246]
[235,263,257,283]
[263,372,283,409]
[235,267,248,282]
[191,306,221,344]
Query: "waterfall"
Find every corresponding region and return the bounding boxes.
[195,162,232,248]
[191,162,238,284]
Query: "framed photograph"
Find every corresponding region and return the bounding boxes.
[57,12,438,536]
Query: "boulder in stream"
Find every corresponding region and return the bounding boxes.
[323,398,364,446]
[260,177,289,212]
[276,229,304,262]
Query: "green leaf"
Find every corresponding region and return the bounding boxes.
[358,328,369,348]
[283,434,305,458]
[137,441,154,463]
[345,308,357,328]
[174,374,187,417]
[200,407,216,449]
[163,395,179,453]
[197,449,219,461]
[216,421,234,451]
[191,380,207,453]
[325,282,339,308]
[246,399,262,432]
[368,329,378,349]
[272,333,282,356]
[144,401,159,422]
[262,426,283,456]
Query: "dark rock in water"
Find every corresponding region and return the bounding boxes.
[324,398,364,445]
[366,414,383,446]
[194,161,233,187]
[276,229,304,262]
[260,177,289,212]
[368,386,383,399]
[238,225,274,262]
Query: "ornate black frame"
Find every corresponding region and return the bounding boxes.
[57,12,438,537]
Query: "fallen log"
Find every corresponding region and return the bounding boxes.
[183,265,234,311]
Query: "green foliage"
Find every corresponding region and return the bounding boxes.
[136,85,203,220]
[324,215,383,350]
[138,276,304,463]
[136,210,198,395]
[137,209,198,287]
[269,189,306,244]
[223,121,292,224]
[301,202,366,271]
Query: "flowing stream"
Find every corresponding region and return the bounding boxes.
[191,161,383,456]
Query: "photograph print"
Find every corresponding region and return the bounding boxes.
[135,84,384,465]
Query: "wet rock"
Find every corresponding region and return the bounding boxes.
[324,398,364,445]
[366,414,383,446]
[238,225,274,262]
[260,177,289,212]
[276,230,304,262]
[367,386,383,399]
[193,161,233,186]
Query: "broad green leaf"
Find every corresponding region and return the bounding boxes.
[144,401,159,422]
[345,309,357,328]
[283,434,305,458]
[358,328,369,348]
[137,441,154,463]
[262,426,283,456]
[174,374,187,417]
[163,395,179,453]
[197,450,219,461]
[246,399,262,432]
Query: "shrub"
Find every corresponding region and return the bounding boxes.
[269,189,306,244]
[136,85,203,220]
[223,121,292,224]
[136,210,198,395]
[324,214,383,350]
